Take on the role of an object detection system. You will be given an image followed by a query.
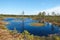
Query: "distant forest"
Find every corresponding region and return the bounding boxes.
[0,12,60,17]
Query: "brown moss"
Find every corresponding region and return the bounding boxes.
[30,23,45,26]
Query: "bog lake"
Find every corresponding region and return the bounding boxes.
[4,18,60,36]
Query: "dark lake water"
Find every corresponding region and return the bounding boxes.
[4,18,60,36]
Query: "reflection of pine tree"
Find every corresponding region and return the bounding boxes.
[51,25,55,40]
[51,25,54,32]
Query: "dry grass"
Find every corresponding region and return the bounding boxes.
[30,23,45,26]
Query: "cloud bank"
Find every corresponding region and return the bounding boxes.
[41,6,60,15]
[0,6,60,15]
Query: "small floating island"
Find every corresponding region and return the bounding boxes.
[30,23,45,26]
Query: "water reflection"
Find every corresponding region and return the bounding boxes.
[4,18,60,36]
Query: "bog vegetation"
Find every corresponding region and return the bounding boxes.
[0,11,60,40]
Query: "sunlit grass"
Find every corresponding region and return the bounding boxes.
[30,23,45,26]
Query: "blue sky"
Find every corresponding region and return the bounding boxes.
[0,0,60,15]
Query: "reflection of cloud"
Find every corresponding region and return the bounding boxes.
[41,6,60,15]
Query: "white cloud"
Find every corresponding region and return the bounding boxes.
[41,6,60,15]
[0,6,60,15]
[26,6,60,15]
